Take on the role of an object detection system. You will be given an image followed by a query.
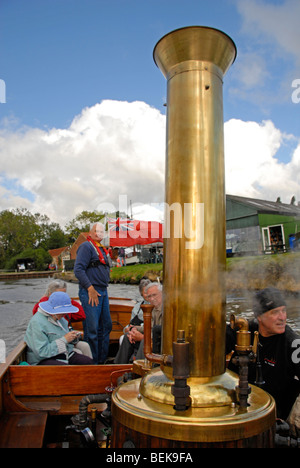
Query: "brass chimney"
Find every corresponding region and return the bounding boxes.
[111,26,276,447]
[155,26,236,380]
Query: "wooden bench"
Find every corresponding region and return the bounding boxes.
[8,363,132,415]
[0,412,48,448]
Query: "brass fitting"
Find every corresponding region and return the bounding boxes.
[230,314,252,355]
[171,330,191,411]
[141,304,173,367]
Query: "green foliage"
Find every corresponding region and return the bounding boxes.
[64,210,106,243]
[0,207,127,270]
[5,247,52,271]
[110,263,163,284]
[0,208,71,269]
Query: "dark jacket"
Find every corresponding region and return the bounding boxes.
[74,241,110,290]
[226,320,300,420]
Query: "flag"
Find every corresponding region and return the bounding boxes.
[107,217,163,247]
[107,217,134,237]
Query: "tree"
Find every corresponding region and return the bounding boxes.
[65,210,106,243]
[5,247,52,271]
[0,209,40,267]
[64,210,130,243]
[0,208,67,269]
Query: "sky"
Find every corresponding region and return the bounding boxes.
[0,0,299,227]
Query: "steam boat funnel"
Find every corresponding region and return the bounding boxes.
[111,27,276,448]
[153,26,236,378]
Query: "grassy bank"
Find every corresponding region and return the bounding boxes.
[56,252,300,292]
[226,251,300,292]
[110,263,163,284]
[109,252,300,292]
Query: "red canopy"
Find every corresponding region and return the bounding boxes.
[107,218,163,247]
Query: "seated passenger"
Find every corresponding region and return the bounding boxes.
[114,281,163,364]
[25,291,94,365]
[32,279,86,323]
[226,287,300,422]
[121,278,151,337]
[33,279,91,357]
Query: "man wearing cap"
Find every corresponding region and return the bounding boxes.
[24,292,94,365]
[74,222,112,364]
[226,287,300,421]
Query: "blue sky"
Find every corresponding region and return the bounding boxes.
[0,0,299,226]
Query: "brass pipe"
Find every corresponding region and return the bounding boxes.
[141,304,173,366]
[230,314,249,332]
[171,330,191,411]
[154,26,236,378]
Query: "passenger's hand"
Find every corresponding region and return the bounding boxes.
[128,328,144,343]
[87,285,101,306]
[64,330,80,343]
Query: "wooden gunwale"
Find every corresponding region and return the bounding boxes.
[0,297,137,447]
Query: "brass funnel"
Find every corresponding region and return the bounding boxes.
[138,26,238,407]
[155,26,236,380]
[111,26,276,447]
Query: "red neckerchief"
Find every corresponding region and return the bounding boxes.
[87,236,109,266]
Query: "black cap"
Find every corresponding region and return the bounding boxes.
[253,287,286,317]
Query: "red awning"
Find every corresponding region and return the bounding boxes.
[107,218,163,247]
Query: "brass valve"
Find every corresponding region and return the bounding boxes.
[230,314,259,407]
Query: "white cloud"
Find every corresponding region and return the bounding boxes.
[224,118,299,202]
[0,101,299,228]
[237,0,300,62]
[0,100,166,226]
[234,52,269,90]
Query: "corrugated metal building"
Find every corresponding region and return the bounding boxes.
[226,195,300,255]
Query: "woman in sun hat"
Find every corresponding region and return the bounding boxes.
[24,291,94,365]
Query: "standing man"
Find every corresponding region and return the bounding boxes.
[226,287,300,421]
[74,223,112,364]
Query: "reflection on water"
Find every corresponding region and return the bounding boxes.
[0,278,299,356]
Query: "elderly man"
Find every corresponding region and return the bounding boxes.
[226,287,300,421]
[114,282,163,364]
[74,223,112,364]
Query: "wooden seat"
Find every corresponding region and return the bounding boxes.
[8,363,132,415]
[0,412,47,448]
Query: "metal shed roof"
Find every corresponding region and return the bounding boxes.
[226,195,300,217]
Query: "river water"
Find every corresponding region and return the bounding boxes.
[0,277,299,357]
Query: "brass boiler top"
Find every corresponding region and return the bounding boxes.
[111,26,276,446]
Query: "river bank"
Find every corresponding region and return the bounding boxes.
[0,252,299,292]
[226,251,300,293]
[54,252,300,292]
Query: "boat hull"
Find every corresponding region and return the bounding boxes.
[0,297,136,448]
